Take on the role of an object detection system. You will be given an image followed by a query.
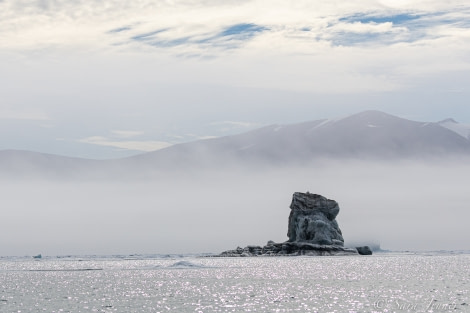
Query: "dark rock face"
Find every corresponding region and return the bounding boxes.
[218,193,358,257]
[287,192,344,246]
[356,246,373,255]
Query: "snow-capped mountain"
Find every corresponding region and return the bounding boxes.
[126,110,470,168]
[1,110,470,177]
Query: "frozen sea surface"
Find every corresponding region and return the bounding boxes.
[0,252,469,313]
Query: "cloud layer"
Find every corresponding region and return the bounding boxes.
[3,0,470,55]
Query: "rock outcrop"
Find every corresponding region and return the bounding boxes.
[218,192,359,256]
[356,246,373,255]
[287,192,344,246]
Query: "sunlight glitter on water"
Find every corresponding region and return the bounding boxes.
[0,254,469,312]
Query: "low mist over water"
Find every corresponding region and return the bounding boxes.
[2,159,469,256]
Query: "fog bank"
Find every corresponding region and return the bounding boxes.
[1,159,469,256]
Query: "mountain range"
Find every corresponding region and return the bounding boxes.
[2,110,470,178]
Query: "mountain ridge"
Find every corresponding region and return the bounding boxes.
[1,110,470,178]
[125,110,470,166]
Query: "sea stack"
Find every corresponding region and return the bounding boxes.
[287,192,345,246]
[219,192,360,256]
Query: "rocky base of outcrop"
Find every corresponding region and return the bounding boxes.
[218,241,359,257]
[356,246,373,255]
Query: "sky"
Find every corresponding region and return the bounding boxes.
[1,0,470,159]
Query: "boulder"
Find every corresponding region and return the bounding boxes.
[356,246,373,255]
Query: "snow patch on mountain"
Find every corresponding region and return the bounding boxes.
[438,119,470,140]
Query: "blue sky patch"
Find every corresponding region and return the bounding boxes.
[331,32,387,47]
[127,23,268,52]
[340,13,421,25]
[108,26,132,33]
[147,37,191,48]
[218,23,268,39]
[331,12,433,46]
[330,29,427,47]
[131,29,169,41]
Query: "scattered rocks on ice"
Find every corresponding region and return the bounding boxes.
[219,192,365,257]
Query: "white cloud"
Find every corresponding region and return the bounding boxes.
[332,21,404,34]
[184,133,218,140]
[79,136,172,152]
[111,130,144,139]
[1,0,469,55]
[378,0,469,10]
